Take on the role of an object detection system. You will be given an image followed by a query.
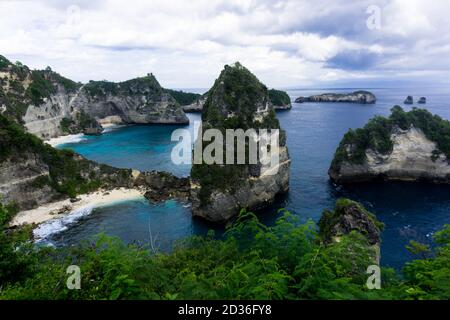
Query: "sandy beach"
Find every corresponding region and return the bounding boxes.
[45,133,87,147]
[11,188,145,227]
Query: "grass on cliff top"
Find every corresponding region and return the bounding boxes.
[1,199,450,300]
[332,106,450,168]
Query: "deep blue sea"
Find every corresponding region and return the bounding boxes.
[50,87,450,269]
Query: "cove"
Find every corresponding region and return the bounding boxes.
[53,88,450,269]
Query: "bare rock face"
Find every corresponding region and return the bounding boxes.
[329,107,450,184]
[295,90,376,104]
[190,62,290,223]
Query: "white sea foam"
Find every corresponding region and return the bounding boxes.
[33,205,94,242]
[45,133,87,147]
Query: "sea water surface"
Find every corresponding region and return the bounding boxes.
[50,87,450,269]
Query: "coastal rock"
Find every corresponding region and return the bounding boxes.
[329,106,450,184]
[319,199,383,264]
[295,91,376,104]
[190,62,290,223]
[404,96,413,104]
[134,171,190,202]
[0,55,189,140]
[182,96,206,113]
[268,89,292,110]
[418,97,426,104]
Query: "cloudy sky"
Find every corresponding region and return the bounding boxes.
[1,0,449,89]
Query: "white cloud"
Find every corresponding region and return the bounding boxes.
[0,0,449,88]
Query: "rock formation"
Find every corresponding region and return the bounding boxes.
[329,106,450,184]
[418,97,427,104]
[182,88,291,112]
[319,198,383,264]
[295,90,376,104]
[0,55,189,140]
[190,62,290,223]
[404,96,413,104]
[268,89,292,110]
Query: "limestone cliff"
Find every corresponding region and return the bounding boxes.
[329,106,450,184]
[295,90,376,104]
[190,62,290,222]
[0,55,188,140]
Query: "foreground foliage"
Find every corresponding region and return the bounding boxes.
[0,201,448,300]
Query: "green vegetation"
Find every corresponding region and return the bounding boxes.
[192,63,282,205]
[164,88,201,106]
[0,114,128,198]
[84,74,163,98]
[26,71,55,105]
[0,200,448,299]
[268,89,291,107]
[332,106,450,168]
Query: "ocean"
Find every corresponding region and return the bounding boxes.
[46,87,450,269]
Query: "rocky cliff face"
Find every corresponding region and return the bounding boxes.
[0,55,188,140]
[329,106,450,184]
[0,115,189,211]
[295,90,376,104]
[190,62,290,223]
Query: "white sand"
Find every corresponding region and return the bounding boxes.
[45,133,87,147]
[11,188,145,227]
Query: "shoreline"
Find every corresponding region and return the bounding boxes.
[44,123,125,147]
[11,187,146,227]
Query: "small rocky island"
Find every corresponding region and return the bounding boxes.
[329,106,450,184]
[295,90,376,104]
[404,96,413,104]
[190,62,291,222]
[418,97,427,104]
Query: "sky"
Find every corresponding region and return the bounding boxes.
[0,0,449,89]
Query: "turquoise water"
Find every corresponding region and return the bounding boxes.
[53,88,450,269]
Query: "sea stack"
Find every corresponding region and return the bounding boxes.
[190,62,290,223]
[329,106,450,184]
[418,97,427,104]
[404,96,413,104]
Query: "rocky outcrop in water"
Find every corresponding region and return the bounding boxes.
[418,97,427,104]
[329,106,450,184]
[190,62,290,223]
[134,171,190,202]
[268,89,292,110]
[404,96,413,105]
[0,55,189,140]
[295,90,376,104]
[319,198,383,264]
